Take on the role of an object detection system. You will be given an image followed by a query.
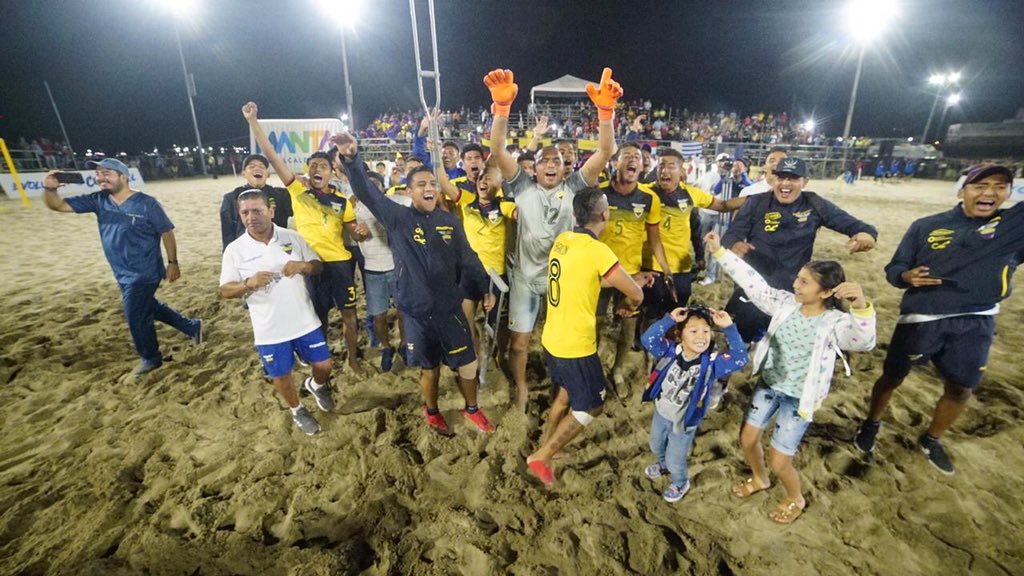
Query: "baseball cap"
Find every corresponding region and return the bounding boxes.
[242,153,270,169]
[774,157,808,178]
[961,164,1013,187]
[86,158,130,176]
[715,153,731,161]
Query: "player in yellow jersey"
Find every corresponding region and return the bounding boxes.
[526,189,643,485]
[245,102,365,377]
[438,161,517,370]
[597,142,673,395]
[641,148,745,320]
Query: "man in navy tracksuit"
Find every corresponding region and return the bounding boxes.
[854,164,1022,475]
[335,133,497,437]
[721,157,878,343]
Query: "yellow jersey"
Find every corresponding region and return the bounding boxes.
[458,191,517,275]
[642,183,714,273]
[598,181,661,275]
[287,180,356,262]
[541,229,620,358]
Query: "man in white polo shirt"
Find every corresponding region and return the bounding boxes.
[220,189,335,436]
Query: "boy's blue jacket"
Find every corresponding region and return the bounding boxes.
[641,315,748,429]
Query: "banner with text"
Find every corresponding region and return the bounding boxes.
[0,169,145,198]
[250,118,345,175]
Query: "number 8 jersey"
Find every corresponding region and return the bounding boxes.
[541,228,621,358]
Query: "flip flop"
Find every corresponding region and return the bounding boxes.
[527,459,555,485]
[731,477,770,498]
[769,500,805,524]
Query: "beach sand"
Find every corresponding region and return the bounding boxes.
[0,176,1021,575]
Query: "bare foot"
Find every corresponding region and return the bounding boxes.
[348,360,365,379]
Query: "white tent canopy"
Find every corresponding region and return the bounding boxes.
[530,74,595,103]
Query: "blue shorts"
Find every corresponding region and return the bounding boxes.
[544,351,607,412]
[314,260,357,315]
[403,311,476,370]
[882,316,995,389]
[256,328,331,378]
[364,269,397,317]
[744,383,810,457]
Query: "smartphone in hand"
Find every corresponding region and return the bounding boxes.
[54,172,85,184]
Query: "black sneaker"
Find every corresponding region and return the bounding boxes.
[854,420,881,454]
[918,434,954,476]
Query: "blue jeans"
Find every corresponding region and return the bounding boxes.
[119,282,198,364]
[650,411,698,488]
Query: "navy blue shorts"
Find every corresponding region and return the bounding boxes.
[314,260,357,315]
[403,311,477,370]
[544,351,607,412]
[256,327,331,378]
[643,271,693,319]
[725,286,771,344]
[882,316,996,389]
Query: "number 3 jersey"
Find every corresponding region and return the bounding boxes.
[541,228,621,358]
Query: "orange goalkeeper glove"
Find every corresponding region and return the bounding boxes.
[483,68,518,117]
[586,67,623,121]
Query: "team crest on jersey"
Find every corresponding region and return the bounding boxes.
[487,209,501,224]
[927,228,954,250]
[436,225,454,244]
[977,216,1000,239]
[330,201,344,215]
[413,225,426,245]
[280,243,293,254]
[792,209,812,223]
[764,212,781,232]
[632,204,646,219]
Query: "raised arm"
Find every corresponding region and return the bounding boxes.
[525,114,550,153]
[579,68,622,186]
[243,102,296,186]
[41,171,73,212]
[333,132,399,228]
[484,69,520,181]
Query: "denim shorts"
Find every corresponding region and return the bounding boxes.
[508,277,542,333]
[363,269,397,317]
[744,383,810,456]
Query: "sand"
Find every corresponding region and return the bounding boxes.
[1,175,1022,576]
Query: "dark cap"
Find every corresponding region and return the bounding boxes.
[962,163,1013,187]
[774,157,808,178]
[85,158,130,176]
[242,154,270,169]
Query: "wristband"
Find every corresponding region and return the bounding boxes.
[491,102,511,117]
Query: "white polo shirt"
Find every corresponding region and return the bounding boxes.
[220,225,322,345]
[739,178,771,198]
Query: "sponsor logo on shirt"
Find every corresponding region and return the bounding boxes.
[436,225,454,244]
[927,228,954,250]
[413,225,426,245]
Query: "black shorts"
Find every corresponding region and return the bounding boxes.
[725,287,771,344]
[460,272,507,326]
[882,316,995,389]
[544,351,607,412]
[643,271,693,319]
[596,287,626,318]
[403,311,477,370]
[314,260,357,315]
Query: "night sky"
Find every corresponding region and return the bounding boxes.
[2,0,1021,153]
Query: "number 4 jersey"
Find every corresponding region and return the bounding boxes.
[541,228,621,358]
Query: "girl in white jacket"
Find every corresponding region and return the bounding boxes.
[704,232,876,524]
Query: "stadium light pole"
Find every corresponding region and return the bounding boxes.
[318,0,362,132]
[935,92,962,143]
[840,0,895,169]
[921,72,960,143]
[158,0,208,175]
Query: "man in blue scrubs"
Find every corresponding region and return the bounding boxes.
[42,159,202,377]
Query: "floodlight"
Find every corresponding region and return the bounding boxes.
[845,0,896,45]
[803,120,815,132]
[946,93,961,106]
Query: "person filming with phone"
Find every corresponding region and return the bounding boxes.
[41,160,203,378]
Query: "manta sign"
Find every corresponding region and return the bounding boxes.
[0,169,145,198]
[250,118,346,176]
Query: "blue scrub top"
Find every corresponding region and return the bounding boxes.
[66,191,174,285]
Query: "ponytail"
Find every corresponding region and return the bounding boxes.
[804,261,847,311]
